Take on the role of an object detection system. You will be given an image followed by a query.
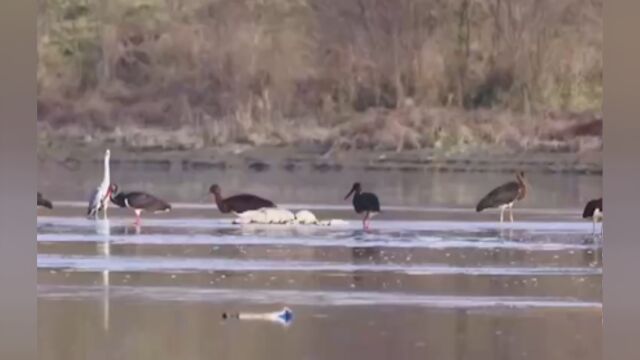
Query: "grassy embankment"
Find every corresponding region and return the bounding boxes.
[38,0,602,163]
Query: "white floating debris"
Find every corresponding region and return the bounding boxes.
[317,219,349,226]
[231,208,348,227]
[222,307,293,326]
[233,208,294,224]
[294,210,318,224]
[268,208,296,224]
[233,209,268,224]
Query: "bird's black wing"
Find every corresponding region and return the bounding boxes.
[37,193,53,209]
[110,193,127,208]
[125,192,171,211]
[355,192,380,213]
[476,181,520,212]
[582,198,603,218]
[225,194,276,213]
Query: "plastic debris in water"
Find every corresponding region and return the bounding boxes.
[222,307,293,326]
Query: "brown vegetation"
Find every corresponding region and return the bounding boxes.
[37,0,602,153]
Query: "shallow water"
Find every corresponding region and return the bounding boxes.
[37,168,602,360]
[37,212,602,360]
[38,159,600,209]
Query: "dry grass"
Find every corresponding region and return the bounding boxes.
[37,0,602,153]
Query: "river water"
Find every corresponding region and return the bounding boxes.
[37,163,602,360]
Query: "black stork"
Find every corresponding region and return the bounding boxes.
[344,182,381,230]
[109,184,171,224]
[476,171,528,223]
[37,192,53,209]
[209,184,276,215]
[582,198,603,234]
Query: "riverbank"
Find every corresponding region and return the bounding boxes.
[38,101,603,176]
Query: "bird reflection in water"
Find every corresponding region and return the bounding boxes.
[94,218,111,332]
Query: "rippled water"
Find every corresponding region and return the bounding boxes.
[37,167,602,360]
[38,209,602,359]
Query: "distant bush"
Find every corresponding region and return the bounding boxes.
[37,0,602,150]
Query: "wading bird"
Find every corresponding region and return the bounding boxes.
[476,171,528,223]
[344,182,381,230]
[87,149,112,218]
[209,184,276,215]
[109,184,171,225]
[37,192,53,209]
[582,198,603,235]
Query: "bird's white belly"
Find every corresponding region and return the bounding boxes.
[593,209,603,222]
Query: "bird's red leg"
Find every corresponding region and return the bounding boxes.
[134,209,141,225]
[363,212,370,230]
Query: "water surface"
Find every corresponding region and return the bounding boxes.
[38,167,602,360]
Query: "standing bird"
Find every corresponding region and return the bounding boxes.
[109,184,171,225]
[582,198,603,235]
[37,192,53,209]
[87,149,112,218]
[476,171,528,223]
[209,184,276,215]
[344,182,381,230]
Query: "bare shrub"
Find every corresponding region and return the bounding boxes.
[37,0,602,152]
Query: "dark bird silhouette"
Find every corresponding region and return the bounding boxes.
[476,171,528,223]
[37,192,53,209]
[582,198,603,235]
[344,182,381,230]
[209,184,276,214]
[109,184,171,224]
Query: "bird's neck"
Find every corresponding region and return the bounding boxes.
[110,192,126,207]
[103,156,110,183]
[517,176,527,198]
[213,192,228,212]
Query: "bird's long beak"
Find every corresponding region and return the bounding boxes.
[344,188,355,200]
[201,194,214,204]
